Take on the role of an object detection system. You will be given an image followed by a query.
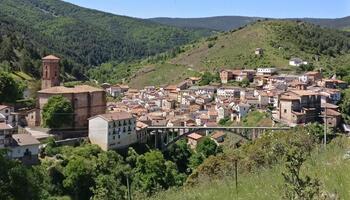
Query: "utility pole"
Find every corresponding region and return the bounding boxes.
[324,105,327,148]
[127,175,132,200]
[235,160,238,199]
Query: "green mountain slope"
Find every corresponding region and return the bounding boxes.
[114,20,350,88]
[0,0,211,78]
[171,20,350,71]
[303,16,350,30]
[149,16,262,31]
[150,16,350,32]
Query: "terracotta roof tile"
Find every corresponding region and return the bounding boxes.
[38,85,103,94]
[211,131,225,139]
[92,111,133,122]
[187,133,203,140]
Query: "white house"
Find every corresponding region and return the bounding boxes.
[188,86,216,95]
[0,105,15,126]
[217,87,241,98]
[233,103,251,122]
[106,85,129,97]
[255,48,263,55]
[8,134,40,162]
[216,106,228,122]
[289,58,308,67]
[256,68,277,76]
[320,89,341,105]
[88,112,137,151]
[298,75,309,84]
[0,122,13,148]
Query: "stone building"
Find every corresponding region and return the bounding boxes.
[277,90,321,126]
[38,85,106,128]
[37,55,106,128]
[220,69,255,84]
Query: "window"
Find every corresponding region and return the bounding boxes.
[118,135,120,139]
[284,109,287,113]
[5,109,8,113]
[112,136,115,140]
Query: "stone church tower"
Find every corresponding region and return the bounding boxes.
[41,55,60,90]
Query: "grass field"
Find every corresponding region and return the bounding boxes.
[148,137,350,200]
[241,110,273,127]
[128,63,201,89]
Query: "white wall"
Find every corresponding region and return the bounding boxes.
[8,144,39,159]
[89,117,109,150]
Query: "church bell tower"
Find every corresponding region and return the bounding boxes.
[41,55,60,90]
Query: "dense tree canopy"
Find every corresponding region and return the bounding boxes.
[164,139,193,173]
[189,137,222,169]
[339,88,350,123]
[0,150,48,200]
[42,95,74,128]
[0,72,23,103]
[133,150,185,195]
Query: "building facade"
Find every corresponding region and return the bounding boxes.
[89,112,137,150]
[38,85,106,128]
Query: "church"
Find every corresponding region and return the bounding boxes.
[36,55,107,129]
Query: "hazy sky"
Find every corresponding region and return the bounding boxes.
[63,0,349,19]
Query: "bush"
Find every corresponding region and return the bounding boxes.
[207,43,214,48]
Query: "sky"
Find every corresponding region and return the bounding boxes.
[63,0,349,19]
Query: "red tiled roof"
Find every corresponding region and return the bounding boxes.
[323,109,341,116]
[91,111,133,122]
[211,131,225,139]
[38,85,103,94]
[187,133,203,140]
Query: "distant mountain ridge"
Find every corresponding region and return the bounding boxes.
[0,0,211,79]
[150,16,350,31]
[149,16,263,31]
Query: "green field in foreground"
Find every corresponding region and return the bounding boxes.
[149,138,350,200]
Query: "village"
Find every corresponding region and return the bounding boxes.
[0,54,348,164]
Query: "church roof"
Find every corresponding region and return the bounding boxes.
[38,85,104,94]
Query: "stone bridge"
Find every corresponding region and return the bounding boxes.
[147,126,291,150]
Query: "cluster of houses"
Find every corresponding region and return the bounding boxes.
[0,54,348,164]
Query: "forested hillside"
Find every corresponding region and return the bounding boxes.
[150,16,262,31]
[98,20,350,88]
[150,16,350,32]
[0,0,210,78]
